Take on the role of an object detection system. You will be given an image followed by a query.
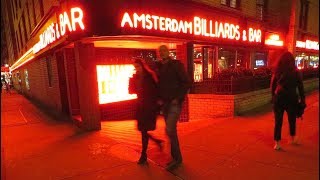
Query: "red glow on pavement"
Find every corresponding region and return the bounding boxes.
[97,65,137,104]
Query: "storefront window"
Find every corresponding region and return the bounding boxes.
[253,52,267,69]
[169,50,177,60]
[218,48,236,71]
[295,53,309,69]
[309,55,319,68]
[24,69,30,90]
[193,45,215,82]
[236,50,251,68]
[97,64,137,104]
[193,47,203,82]
[204,47,214,79]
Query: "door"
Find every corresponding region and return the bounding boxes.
[56,51,70,115]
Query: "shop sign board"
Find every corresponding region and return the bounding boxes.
[121,12,262,43]
[32,7,85,54]
[296,40,319,51]
[265,33,284,46]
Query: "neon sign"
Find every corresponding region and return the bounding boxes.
[96,65,137,104]
[33,7,85,54]
[296,40,319,50]
[265,34,283,46]
[121,12,262,43]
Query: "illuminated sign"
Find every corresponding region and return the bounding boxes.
[265,34,283,46]
[296,40,319,50]
[121,12,262,43]
[96,65,137,104]
[255,60,265,66]
[33,7,85,54]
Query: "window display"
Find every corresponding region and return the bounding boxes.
[193,47,203,82]
[96,65,137,104]
[218,48,236,70]
[253,52,267,69]
[295,53,309,69]
[24,69,30,90]
[309,56,319,68]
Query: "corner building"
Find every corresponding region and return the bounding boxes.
[8,0,317,130]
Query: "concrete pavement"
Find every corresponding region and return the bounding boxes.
[1,90,319,180]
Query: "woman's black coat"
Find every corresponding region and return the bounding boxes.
[129,72,159,131]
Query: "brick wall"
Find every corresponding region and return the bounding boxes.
[17,54,62,113]
[234,88,270,115]
[188,94,234,120]
[188,78,319,119]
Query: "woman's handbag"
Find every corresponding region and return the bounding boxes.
[296,101,306,119]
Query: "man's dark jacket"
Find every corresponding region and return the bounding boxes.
[157,60,191,103]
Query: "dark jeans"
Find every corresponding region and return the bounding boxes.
[163,101,182,162]
[273,102,297,141]
[141,131,161,155]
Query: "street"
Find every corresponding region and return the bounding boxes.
[1,90,319,180]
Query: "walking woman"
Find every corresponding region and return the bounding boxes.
[271,51,305,150]
[129,58,164,164]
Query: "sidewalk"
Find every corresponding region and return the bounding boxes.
[1,90,319,180]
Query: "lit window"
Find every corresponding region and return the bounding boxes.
[230,0,237,8]
[221,0,227,5]
[24,69,30,90]
[96,65,137,104]
[221,0,240,9]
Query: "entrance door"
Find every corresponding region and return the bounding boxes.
[203,47,215,79]
[64,48,80,116]
[56,51,70,115]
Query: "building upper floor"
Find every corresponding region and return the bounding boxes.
[1,0,319,66]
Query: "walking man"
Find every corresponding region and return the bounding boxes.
[157,45,191,170]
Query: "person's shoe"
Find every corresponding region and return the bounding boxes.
[137,154,147,165]
[290,136,299,145]
[165,160,182,170]
[274,143,281,150]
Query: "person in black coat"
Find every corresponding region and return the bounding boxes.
[129,58,164,164]
[270,51,305,150]
[157,45,191,170]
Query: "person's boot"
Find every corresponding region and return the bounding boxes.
[274,141,281,150]
[137,153,147,165]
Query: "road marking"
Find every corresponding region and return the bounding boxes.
[19,107,28,124]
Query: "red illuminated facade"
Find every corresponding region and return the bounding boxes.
[7,0,318,130]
